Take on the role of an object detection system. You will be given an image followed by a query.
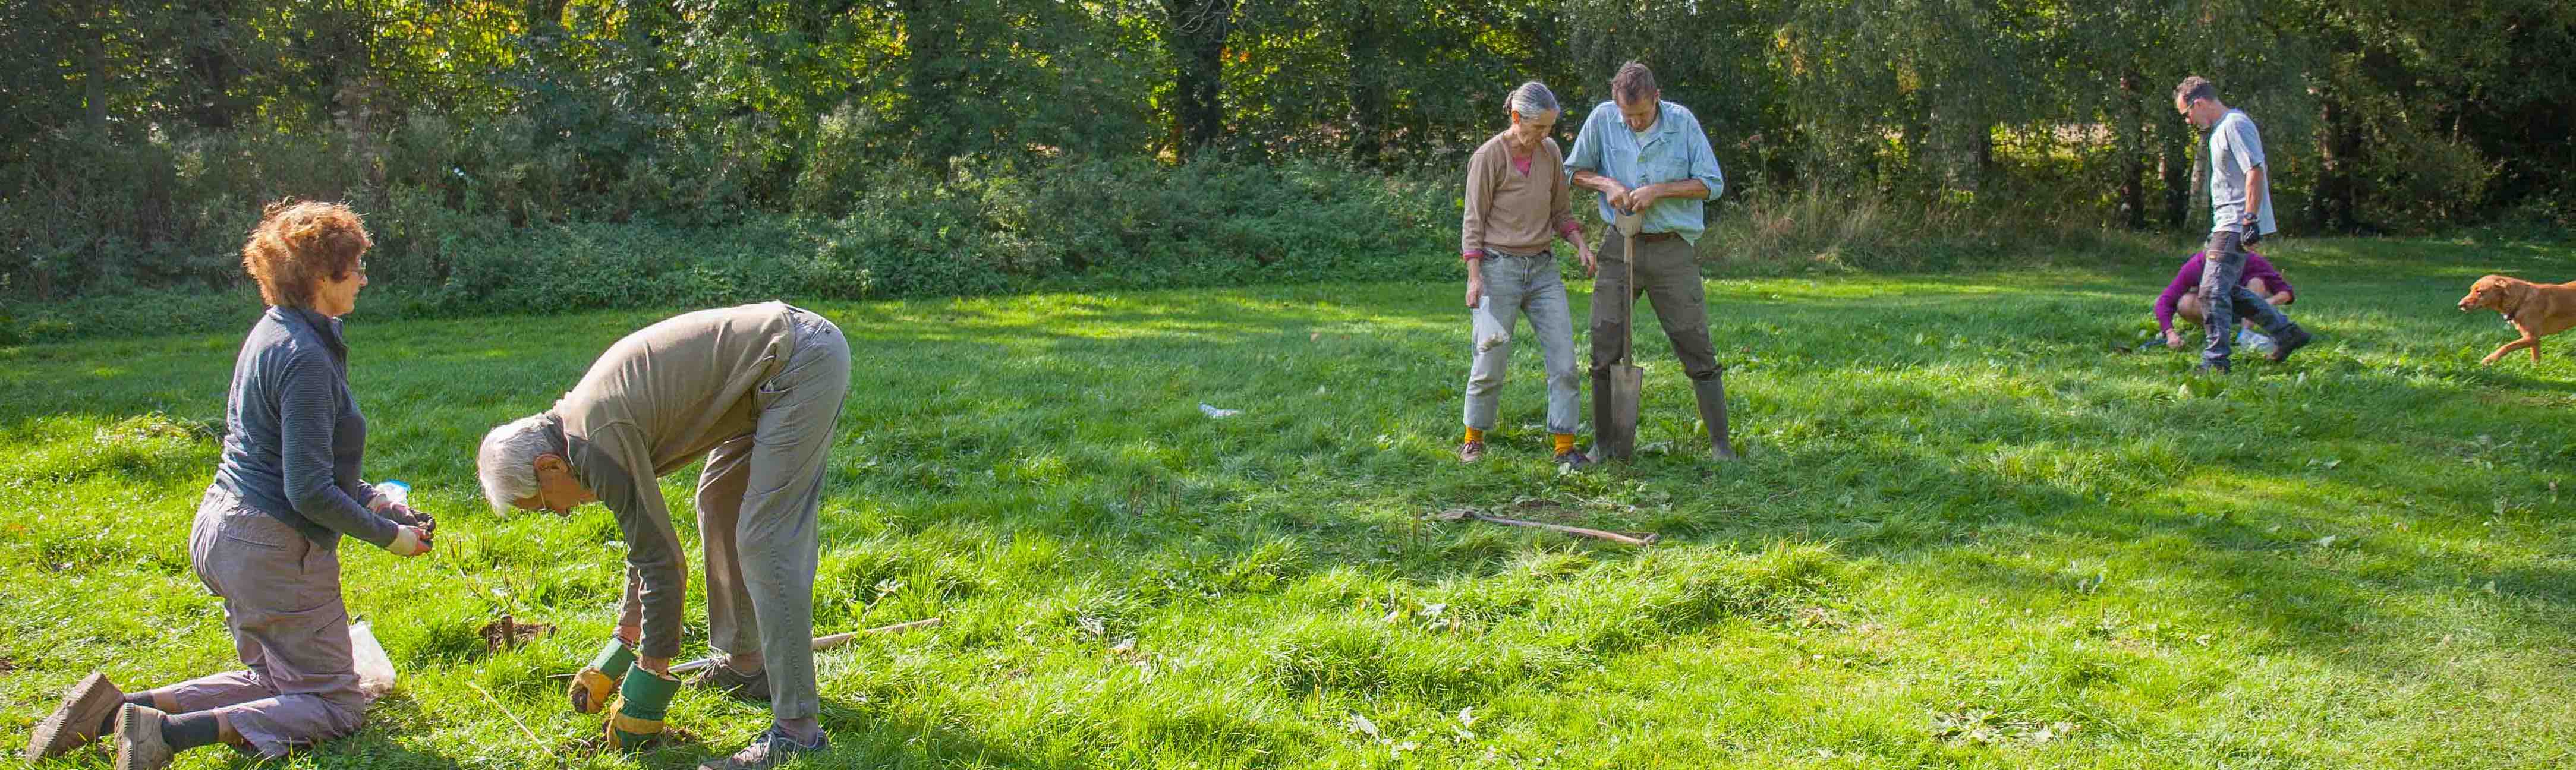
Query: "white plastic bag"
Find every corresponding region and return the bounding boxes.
[349,621,398,702]
[2236,329,2277,355]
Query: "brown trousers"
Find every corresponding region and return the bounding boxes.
[1590,229,1722,381]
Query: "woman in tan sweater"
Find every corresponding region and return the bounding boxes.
[1457,80,1598,466]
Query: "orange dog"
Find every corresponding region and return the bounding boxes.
[2458,274,2576,364]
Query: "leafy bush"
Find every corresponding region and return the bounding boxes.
[0,156,1461,342]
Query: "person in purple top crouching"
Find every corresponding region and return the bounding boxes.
[2155,249,2296,351]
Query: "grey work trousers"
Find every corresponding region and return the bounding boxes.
[1463,248,1582,434]
[1590,230,1722,381]
[143,488,367,758]
[2197,229,2295,367]
[682,308,851,722]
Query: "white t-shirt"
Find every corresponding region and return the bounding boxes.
[2208,109,2275,235]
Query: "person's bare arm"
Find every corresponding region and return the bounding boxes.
[1633,178,1710,207]
[2242,165,2268,228]
[1571,168,1627,198]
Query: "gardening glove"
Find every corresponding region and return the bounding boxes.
[381,503,435,537]
[386,525,433,557]
[570,636,639,714]
[604,667,682,751]
[2240,218,2263,246]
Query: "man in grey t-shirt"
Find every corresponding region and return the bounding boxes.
[2174,76,2313,373]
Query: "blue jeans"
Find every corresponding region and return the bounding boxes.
[2200,229,2294,367]
[1464,248,1580,434]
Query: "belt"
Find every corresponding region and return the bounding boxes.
[1630,231,1681,244]
[1487,247,1551,260]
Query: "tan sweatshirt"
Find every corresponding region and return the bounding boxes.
[1460,132,1579,257]
[552,301,796,658]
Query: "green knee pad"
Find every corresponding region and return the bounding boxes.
[569,637,638,714]
[605,668,681,750]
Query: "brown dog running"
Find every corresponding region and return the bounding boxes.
[2458,274,2576,364]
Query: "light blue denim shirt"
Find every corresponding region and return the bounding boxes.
[1563,99,1725,244]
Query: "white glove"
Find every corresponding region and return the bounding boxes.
[386,525,433,557]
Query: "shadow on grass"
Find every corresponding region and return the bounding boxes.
[9,256,2576,763]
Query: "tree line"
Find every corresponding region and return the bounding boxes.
[3,0,2569,302]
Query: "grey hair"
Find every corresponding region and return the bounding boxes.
[477,414,555,513]
[2173,76,2216,105]
[1507,81,1559,121]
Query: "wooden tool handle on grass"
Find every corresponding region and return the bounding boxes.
[666,618,941,674]
[1471,513,1659,547]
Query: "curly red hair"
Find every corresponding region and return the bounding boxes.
[241,200,370,309]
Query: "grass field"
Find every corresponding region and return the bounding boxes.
[7,236,2576,769]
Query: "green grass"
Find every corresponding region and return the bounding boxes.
[7,235,2576,769]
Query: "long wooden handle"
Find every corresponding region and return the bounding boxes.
[666,618,941,674]
[1621,225,1637,365]
[1470,513,1658,547]
[808,617,943,652]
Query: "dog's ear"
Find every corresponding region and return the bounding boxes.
[2499,278,2529,317]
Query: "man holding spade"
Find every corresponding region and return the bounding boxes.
[1564,61,1739,460]
[475,301,849,770]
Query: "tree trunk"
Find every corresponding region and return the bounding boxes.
[181,1,240,130]
[1162,0,1235,159]
[897,0,963,175]
[80,0,106,132]
[2116,72,2147,229]
[2159,118,2192,229]
[2309,88,2363,233]
[1344,2,1387,169]
[524,0,569,36]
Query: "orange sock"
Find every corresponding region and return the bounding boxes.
[1552,433,1576,455]
[1464,427,1485,444]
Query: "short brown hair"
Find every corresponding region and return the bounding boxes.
[1611,61,1658,103]
[2173,76,2216,105]
[241,200,370,309]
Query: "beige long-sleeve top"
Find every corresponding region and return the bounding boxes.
[551,301,797,658]
[1460,132,1580,258]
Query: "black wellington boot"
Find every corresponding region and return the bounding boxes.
[1690,371,1740,461]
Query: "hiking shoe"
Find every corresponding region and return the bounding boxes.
[698,727,826,770]
[26,672,123,762]
[685,659,771,702]
[2193,361,2230,375]
[1554,450,1594,469]
[2268,325,2313,363]
[1457,440,1486,463]
[111,705,174,770]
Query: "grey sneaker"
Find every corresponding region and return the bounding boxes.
[697,728,826,770]
[1553,450,1594,469]
[1457,440,1487,463]
[685,658,771,702]
[26,672,124,762]
[111,705,174,770]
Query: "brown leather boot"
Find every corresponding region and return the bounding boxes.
[26,672,123,762]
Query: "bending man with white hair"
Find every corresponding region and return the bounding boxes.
[477,301,849,770]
